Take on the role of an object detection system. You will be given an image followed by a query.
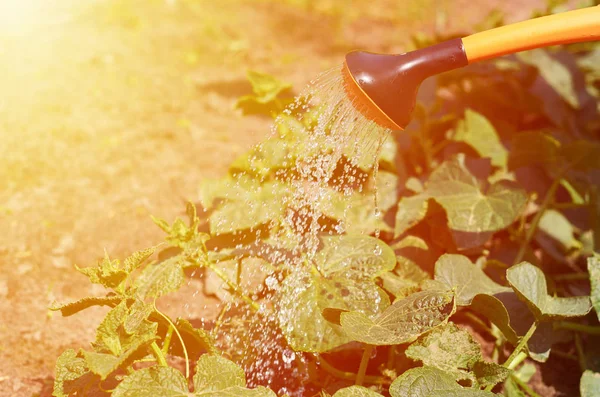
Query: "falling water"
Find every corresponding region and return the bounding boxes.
[208,65,393,395]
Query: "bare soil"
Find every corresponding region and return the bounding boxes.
[0,1,550,396]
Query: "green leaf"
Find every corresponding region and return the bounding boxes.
[426,156,527,234]
[276,236,394,351]
[394,194,428,237]
[507,262,592,321]
[123,246,157,273]
[76,252,128,291]
[517,49,579,108]
[50,295,122,317]
[339,290,455,346]
[472,361,511,388]
[405,323,482,382]
[561,140,600,171]
[536,209,582,252]
[277,268,390,352]
[589,256,600,321]
[322,171,398,235]
[469,293,519,343]
[581,370,600,397]
[453,109,508,168]
[314,235,396,278]
[173,318,218,357]
[434,254,511,306]
[507,131,561,171]
[504,363,536,397]
[235,70,292,115]
[112,366,188,397]
[332,386,382,396]
[193,354,245,391]
[53,349,103,397]
[389,367,496,397]
[134,255,186,300]
[201,176,288,235]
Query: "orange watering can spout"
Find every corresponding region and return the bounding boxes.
[342,5,600,130]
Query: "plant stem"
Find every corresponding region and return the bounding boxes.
[553,272,589,282]
[205,261,260,312]
[575,333,587,372]
[162,324,174,355]
[356,344,374,386]
[154,301,189,379]
[511,373,542,397]
[504,321,538,368]
[556,321,600,335]
[316,355,388,385]
[514,178,561,265]
[150,342,168,367]
[507,352,528,371]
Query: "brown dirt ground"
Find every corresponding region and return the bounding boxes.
[0,1,548,396]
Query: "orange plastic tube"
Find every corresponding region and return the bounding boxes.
[462,5,600,63]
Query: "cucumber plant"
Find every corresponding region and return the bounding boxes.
[52,6,600,396]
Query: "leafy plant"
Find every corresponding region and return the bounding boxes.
[52,4,600,396]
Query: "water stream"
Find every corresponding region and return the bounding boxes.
[208,65,393,395]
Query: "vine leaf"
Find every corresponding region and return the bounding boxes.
[517,49,579,108]
[339,290,455,346]
[434,254,511,306]
[394,194,429,237]
[536,210,582,252]
[193,354,246,391]
[50,295,122,317]
[134,255,186,300]
[332,386,383,396]
[453,109,508,168]
[589,256,600,321]
[112,366,188,397]
[235,70,293,115]
[581,370,600,397]
[507,262,592,321]
[200,176,288,235]
[112,355,277,396]
[425,156,527,234]
[388,367,496,397]
[277,235,394,352]
[405,323,482,382]
[53,349,104,397]
[508,131,561,171]
[472,361,511,389]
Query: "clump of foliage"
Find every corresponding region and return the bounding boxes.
[52,3,600,397]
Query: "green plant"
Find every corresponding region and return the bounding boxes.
[52,7,600,397]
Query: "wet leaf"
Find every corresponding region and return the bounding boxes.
[193,354,246,391]
[589,256,600,321]
[389,367,496,397]
[339,290,455,345]
[453,109,507,168]
[434,254,511,306]
[134,255,186,300]
[277,268,390,352]
[518,49,579,108]
[405,323,482,382]
[333,386,382,396]
[507,262,592,321]
[472,361,511,388]
[201,176,288,235]
[581,370,600,397]
[314,235,396,278]
[323,171,398,235]
[426,156,527,234]
[112,366,188,397]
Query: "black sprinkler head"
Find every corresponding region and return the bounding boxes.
[342,38,468,130]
